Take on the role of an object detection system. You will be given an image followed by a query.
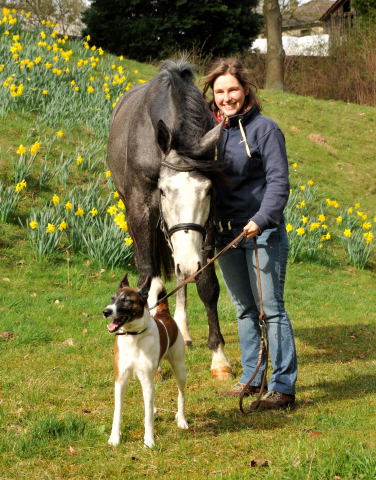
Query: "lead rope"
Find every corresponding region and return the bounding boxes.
[239,237,269,414]
[148,230,246,310]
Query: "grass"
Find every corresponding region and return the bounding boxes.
[1,11,376,480]
[0,261,375,479]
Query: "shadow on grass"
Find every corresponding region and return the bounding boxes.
[295,322,376,363]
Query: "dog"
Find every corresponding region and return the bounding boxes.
[103,275,188,448]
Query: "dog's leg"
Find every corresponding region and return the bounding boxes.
[138,370,155,448]
[168,338,189,430]
[108,373,130,447]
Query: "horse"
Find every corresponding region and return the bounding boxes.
[107,60,232,380]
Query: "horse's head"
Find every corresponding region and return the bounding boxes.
[157,120,222,279]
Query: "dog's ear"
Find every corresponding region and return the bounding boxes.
[118,274,129,289]
[138,275,152,304]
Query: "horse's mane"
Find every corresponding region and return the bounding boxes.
[156,60,225,182]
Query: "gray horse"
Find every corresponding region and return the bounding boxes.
[108,60,232,379]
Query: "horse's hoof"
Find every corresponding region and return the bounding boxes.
[185,340,193,347]
[211,366,234,380]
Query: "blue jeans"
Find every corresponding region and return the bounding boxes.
[216,224,297,395]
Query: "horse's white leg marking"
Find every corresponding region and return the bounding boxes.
[108,371,130,447]
[174,286,192,346]
[210,343,233,380]
[167,338,188,430]
[138,370,156,448]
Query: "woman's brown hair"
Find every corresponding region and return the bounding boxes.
[202,57,262,113]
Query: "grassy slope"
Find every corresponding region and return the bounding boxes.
[1,56,376,480]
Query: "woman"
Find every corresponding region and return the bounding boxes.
[203,58,297,409]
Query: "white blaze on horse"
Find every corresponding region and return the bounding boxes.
[107,59,232,379]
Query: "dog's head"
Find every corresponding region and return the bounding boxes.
[103,275,152,333]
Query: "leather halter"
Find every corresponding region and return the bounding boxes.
[160,159,207,242]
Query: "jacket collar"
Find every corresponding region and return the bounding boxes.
[226,104,260,128]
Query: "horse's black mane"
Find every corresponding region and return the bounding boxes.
[156,59,225,181]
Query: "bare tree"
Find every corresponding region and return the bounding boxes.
[0,0,86,35]
[263,0,285,90]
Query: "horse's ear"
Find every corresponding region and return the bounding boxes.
[138,275,152,304]
[118,274,129,289]
[156,119,172,154]
[196,121,224,156]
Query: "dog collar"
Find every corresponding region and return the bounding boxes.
[115,327,148,336]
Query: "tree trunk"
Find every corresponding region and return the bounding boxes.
[264,0,285,91]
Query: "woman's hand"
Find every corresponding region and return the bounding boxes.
[243,220,260,238]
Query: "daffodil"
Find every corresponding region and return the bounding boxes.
[363,232,374,243]
[29,220,38,229]
[307,180,314,186]
[124,237,133,245]
[76,155,83,165]
[317,214,326,222]
[15,179,27,192]
[336,216,343,224]
[65,201,73,211]
[362,222,372,230]
[113,191,120,199]
[286,223,293,232]
[301,216,309,224]
[344,229,352,238]
[299,185,306,191]
[296,227,305,236]
[89,208,98,217]
[45,223,55,233]
[292,162,298,168]
[107,205,118,215]
[16,144,26,155]
[105,170,112,178]
[30,141,41,155]
[75,207,84,216]
[56,130,64,138]
[52,194,60,205]
[117,199,125,210]
[58,221,67,231]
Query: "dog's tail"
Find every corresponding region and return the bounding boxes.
[147,277,168,317]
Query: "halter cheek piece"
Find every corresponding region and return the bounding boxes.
[160,159,207,242]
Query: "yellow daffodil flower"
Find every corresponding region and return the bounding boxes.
[29,220,38,229]
[65,201,73,211]
[58,221,67,231]
[75,207,84,216]
[45,223,55,233]
[16,144,26,155]
[344,229,352,238]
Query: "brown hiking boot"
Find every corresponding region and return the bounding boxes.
[221,382,267,397]
[251,390,295,410]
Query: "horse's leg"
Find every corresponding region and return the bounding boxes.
[196,262,233,380]
[174,285,192,347]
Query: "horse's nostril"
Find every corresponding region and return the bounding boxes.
[103,308,112,318]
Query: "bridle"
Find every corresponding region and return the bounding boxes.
[159,159,207,246]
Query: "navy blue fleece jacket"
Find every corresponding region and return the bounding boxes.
[213,105,290,232]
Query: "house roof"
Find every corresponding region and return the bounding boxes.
[319,0,348,21]
[282,0,336,29]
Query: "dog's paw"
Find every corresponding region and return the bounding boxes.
[108,435,120,447]
[143,436,155,448]
[175,413,189,430]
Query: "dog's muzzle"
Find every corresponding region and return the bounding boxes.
[103,306,129,334]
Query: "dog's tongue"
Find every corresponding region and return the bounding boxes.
[107,321,119,333]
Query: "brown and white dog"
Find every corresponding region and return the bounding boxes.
[103,275,188,448]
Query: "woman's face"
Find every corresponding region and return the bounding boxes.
[213,73,247,117]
